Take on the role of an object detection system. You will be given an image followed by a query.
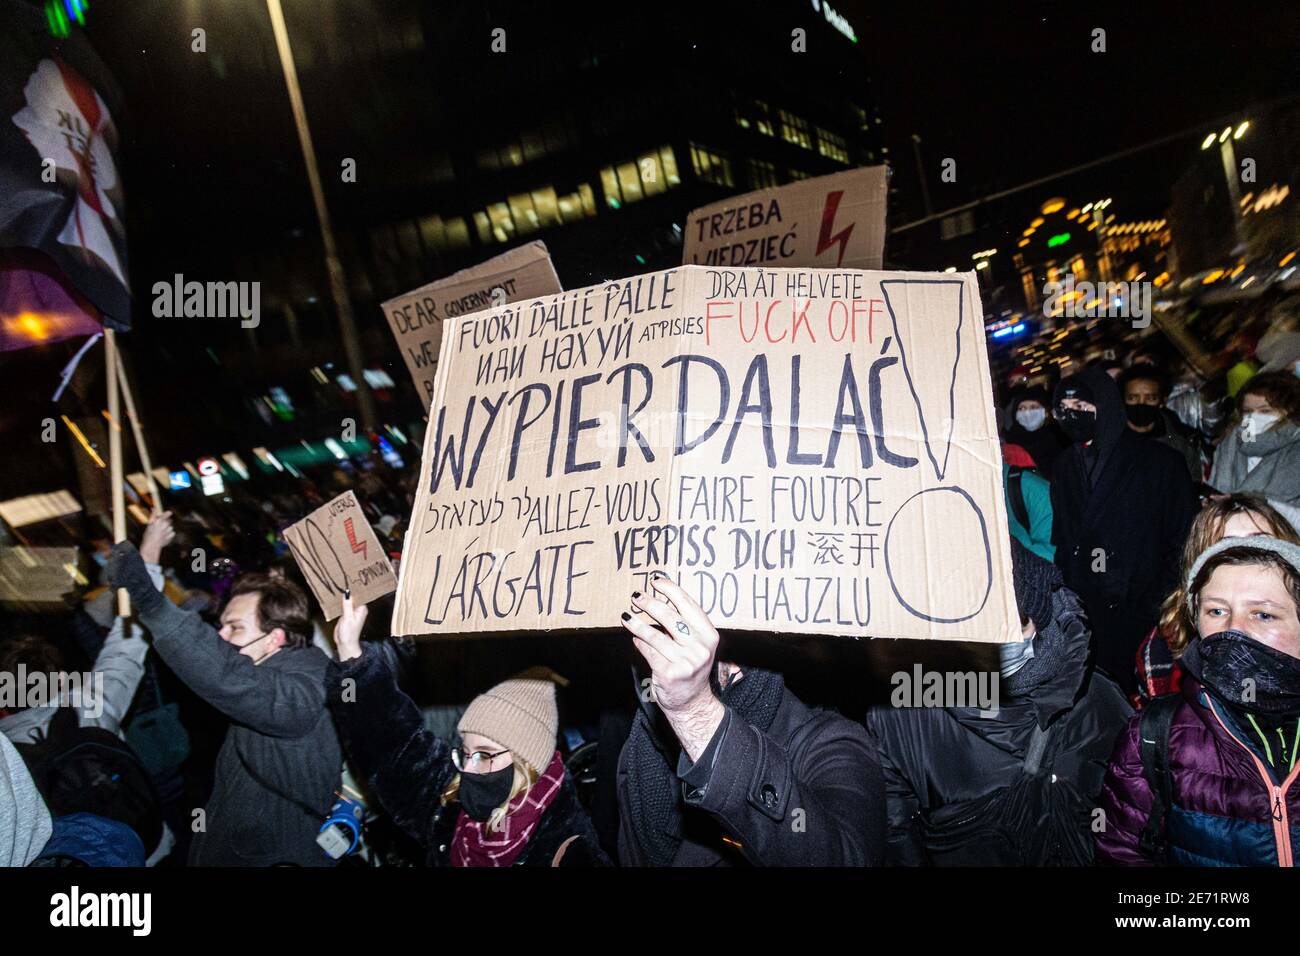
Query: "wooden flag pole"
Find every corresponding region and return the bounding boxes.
[105,328,129,616]
[114,353,161,509]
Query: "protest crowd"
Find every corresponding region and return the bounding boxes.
[4,326,1300,870]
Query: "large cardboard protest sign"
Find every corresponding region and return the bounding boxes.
[284,492,396,620]
[393,265,1018,643]
[381,241,563,406]
[682,166,887,271]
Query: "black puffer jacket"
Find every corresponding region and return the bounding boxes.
[867,588,1132,865]
[325,644,607,867]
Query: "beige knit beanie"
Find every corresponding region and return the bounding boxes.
[456,667,563,774]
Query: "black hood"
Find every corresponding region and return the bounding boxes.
[952,588,1094,749]
[1053,366,1127,455]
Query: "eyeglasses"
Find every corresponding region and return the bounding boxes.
[451,746,510,773]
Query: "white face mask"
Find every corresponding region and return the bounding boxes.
[1241,410,1281,441]
[1016,407,1047,432]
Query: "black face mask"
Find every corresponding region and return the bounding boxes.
[1056,406,1098,444]
[458,765,515,822]
[1183,630,1300,716]
[1125,403,1161,429]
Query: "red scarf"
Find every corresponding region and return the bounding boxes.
[451,750,564,867]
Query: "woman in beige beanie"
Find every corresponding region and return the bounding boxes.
[325,596,607,867]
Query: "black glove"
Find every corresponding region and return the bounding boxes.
[106,541,165,616]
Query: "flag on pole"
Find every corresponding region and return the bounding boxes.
[0,0,129,348]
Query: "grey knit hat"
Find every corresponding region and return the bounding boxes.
[1184,536,1300,615]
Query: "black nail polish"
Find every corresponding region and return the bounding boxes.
[620,611,631,621]
[632,591,641,599]
[344,589,351,600]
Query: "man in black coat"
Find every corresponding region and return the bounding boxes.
[1049,366,1197,695]
[867,539,1132,865]
[616,573,886,866]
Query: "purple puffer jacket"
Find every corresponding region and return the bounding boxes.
[1097,676,1300,866]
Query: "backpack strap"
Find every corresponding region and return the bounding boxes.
[1007,467,1031,531]
[551,834,580,867]
[1021,720,1053,776]
[1137,694,1179,862]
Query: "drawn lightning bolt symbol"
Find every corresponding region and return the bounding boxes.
[815,190,854,268]
[344,518,367,560]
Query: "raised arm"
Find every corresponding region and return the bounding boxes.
[325,595,456,849]
[108,541,324,738]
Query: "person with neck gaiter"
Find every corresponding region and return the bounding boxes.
[1049,367,1197,695]
[617,573,885,866]
[324,596,607,867]
[1097,537,1300,865]
[1209,372,1300,508]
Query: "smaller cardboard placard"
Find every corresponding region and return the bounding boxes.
[283,491,396,620]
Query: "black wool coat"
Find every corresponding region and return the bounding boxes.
[1050,403,1196,693]
[325,645,608,867]
[616,679,887,866]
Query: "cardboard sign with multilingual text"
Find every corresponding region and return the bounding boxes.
[682,166,887,271]
[284,491,396,620]
[381,241,563,408]
[393,265,1018,644]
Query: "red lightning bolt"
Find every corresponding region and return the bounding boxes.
[815,190,855,268]
[344,518,367,560]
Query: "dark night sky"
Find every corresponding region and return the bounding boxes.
[846,0,1300,221]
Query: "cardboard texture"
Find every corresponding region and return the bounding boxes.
[394,265,1018,644]
[283,491,396,620]
[682,166,887,271]
[381,241,563,407]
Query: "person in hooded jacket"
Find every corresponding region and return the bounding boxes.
[1097,537,1300,866]
[324,596,607,867]
[1050,366,1197,696]
[1208,371,1300,508]
[1003,386,1070,478]
[867,538,1131,865]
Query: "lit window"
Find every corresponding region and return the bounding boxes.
[445,217,470,249]
[532,186,560,229]
[418,215,447,253]
[734,107,751,130]
[748,158,778,189]
[616,162,644,204]
[753,100,774,137]
[778,110,812,150]
[787,168,809,181]
[690,144,733,187]
[638,151,666,197]
[500,142,524,168]
[473,211,492,244]
[600,167,621,208]
[659,145,680,185]
[508,193,539,235]
[816,127,849,164]
[486,202,515,243]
